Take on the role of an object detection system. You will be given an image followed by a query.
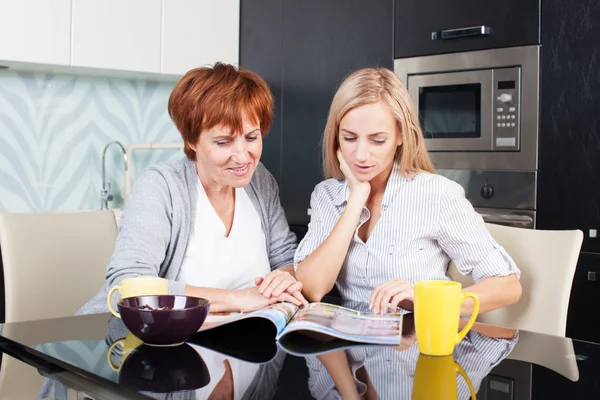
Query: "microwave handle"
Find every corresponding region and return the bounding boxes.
[479,213,533,226]
[432,25,491,41]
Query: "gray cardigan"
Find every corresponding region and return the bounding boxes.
[78,156,297,315]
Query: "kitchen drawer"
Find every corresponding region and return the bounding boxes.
[394,0,540,58]
[566,252,600,344]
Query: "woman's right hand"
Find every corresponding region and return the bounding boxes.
[337,150,371,203]
[232,286,303,313]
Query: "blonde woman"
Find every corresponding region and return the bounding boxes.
[294,67,522,316]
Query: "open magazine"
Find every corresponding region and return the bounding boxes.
[198,301,404,346]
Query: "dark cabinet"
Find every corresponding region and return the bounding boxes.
[241,0,394,226]
[239,0,285,184]
[536,0,600,255]
[566,252,600,344]
[394,0,541,58]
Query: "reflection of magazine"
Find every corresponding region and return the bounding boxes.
[198,302,403,346]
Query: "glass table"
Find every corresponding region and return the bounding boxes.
[0,297,597,399]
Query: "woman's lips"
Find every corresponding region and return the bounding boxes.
[227,163,250,177]
[354,164,374,173]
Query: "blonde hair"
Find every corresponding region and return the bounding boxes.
[322,67,435,179]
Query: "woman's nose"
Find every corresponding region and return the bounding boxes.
[231,139,250,161]
[355,140,369,161]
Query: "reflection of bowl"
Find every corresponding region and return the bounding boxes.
[119,343,211,393]
[118,295,210,346]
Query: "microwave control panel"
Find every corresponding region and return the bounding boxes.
[492,67,521,151]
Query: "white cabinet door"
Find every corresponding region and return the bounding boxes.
[0,0,71,65]
[162,0,240,75]
[71,0,161,73]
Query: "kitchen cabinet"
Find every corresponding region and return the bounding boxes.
[162,0,239,75]
[535,0,600,344]
[241,0,394,226]
[566,252,600,344]
[394,0,540,58]
[0,0,71,66]
[240,0,284,183]
[71,0,161,73]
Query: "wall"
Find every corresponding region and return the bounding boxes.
[0,70,183,213]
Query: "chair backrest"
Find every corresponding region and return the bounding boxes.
[448,223,583,337]
[0,210,117,399]
[0,210,117,322]
[506,329,579,381]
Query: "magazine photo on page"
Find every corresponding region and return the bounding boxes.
[197,301,405,346]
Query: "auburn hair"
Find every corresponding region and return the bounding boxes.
[168,63,274,160]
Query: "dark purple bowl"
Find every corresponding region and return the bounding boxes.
[117,295,210,346]
[119,343,210,393]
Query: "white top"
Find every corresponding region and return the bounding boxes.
[294,163,520,303]
[179,179,271,290]
[190,344,260,400]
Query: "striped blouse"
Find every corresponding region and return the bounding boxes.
[293,162,520,303]
[307,329,519,399]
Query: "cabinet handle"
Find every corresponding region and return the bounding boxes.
[589,271,597,282]
[479,213,533,226]
[431,25,491,41]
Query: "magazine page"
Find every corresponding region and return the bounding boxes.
[276,302,403,345]
[277,334,380,357]
[199,302,299,337]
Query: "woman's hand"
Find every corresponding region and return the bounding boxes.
[256,269,309,306]
[337,150,371,204]
[233,286,305,313]
[370,280,414,314]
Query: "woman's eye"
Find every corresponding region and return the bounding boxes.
[215,141,230,146]
[373,139,387,145]
[246,135,258,141]
[342,136,357,142]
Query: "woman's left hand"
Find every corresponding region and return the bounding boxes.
[256,270,309,306]
[370,280,414,314]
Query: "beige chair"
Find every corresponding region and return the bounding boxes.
[507,329,579,381]
[0,210,118,399]
[448,222,583,337]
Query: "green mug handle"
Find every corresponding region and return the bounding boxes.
[456,292,479,343]
[455,361,477,399]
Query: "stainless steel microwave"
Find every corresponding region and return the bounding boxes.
[395,45,540,171]
[408,67,521,152]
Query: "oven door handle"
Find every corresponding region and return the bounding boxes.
[479,213,534,225]
[432,25,491,41]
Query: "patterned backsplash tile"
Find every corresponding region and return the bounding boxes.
[0,71,184,213]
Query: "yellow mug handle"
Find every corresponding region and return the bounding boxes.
[107,339,125,372]
[107,285,122,318]
[455,361,477,399]
[456,292,479,343]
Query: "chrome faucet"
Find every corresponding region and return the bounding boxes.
[101,141,128,210]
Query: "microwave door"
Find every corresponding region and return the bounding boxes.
[408,70,493,152]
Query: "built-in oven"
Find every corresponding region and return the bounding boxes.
[394,45,540,172]
[437,169,536,229]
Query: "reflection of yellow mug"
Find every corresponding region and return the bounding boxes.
[414,281,479,356]
[413,354,477,400]
[107,332,144,372]
[107,277,168,318]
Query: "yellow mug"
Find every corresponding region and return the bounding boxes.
[414,280,479,356]
[412,354,477,400]
[107,277,168,318]
[107,332,144,372]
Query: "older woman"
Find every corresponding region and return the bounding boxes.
[82,63,306,315]
[295,67,521,315]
